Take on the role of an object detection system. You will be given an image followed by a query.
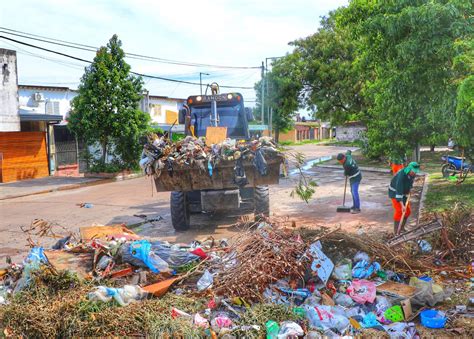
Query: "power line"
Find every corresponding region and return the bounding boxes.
[0,27,260,70]
[0,35,254,90]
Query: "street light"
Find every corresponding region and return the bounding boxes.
[199,72,210,95]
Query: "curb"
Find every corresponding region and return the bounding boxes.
[314,164,391,174]
[0,173,145,201]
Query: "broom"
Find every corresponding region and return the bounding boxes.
[336,176,351,212]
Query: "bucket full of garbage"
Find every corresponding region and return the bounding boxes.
[140,134,283,192]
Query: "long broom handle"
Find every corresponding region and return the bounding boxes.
[342,176,348,206]
[397,192,411,235]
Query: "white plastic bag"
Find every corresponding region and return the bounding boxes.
[197,270,214,291]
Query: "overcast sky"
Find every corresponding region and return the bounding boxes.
[1,0,348,105]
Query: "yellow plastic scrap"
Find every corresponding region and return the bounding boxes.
[232,296,251,308]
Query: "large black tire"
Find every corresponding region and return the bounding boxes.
[441,163,456,178]
[170,191,190,231]
[254,185,270,219]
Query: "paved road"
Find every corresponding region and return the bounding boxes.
[0,144,405,262]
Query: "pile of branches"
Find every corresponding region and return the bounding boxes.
[429,203,473,263]
[209,224,309,301]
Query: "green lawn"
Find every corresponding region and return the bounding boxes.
[424,174,474,212]
[279,138,331,146]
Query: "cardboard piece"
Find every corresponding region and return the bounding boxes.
[401,298,413,319]
[376,281,417,298]
[44,250,93,278]
[80,224,139,241]
[205,127,227,145]
[143,277,179,297]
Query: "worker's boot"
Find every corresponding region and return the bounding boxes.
[393,221,400,235]
[399,218,408,233]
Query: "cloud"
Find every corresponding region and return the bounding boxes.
[1,0,348,102]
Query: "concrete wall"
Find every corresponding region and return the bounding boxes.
[335,126,366,142]
[18,87,77,120]
[0,49,20,131]
[147,97,185,124]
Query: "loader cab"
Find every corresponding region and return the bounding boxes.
[180,93,251,140]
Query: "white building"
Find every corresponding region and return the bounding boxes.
[18,85,77,121]
[146,94,186,125]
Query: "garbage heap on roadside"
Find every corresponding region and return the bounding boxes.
[140,134,283,179]
[0,217,472,338]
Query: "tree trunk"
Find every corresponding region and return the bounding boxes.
[413,143,421,162]
[101,139,107,164]
[274,127,280,143]
[430,144,435,152]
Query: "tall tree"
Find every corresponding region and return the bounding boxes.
[68,35,150,169]
[338,0,472,160]
[291,10,367,125]
[453,37,474,159]
[265,55,303,142]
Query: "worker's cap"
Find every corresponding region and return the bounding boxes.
[406,162,420,174]
[336,153,345,161]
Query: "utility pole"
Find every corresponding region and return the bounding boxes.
[261,61,265,123]
[265,56,284,134]
[199,72,209,95]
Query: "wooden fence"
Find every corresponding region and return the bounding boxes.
[0,132,49,183]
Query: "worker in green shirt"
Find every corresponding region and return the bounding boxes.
[337,151,362,213]
[389,153,407,175]
[388,162,420,234]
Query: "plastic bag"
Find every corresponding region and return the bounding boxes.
[347,280,376,304]
[334,292,355,307]
[375,296,392,316]
[150,241,200,268]
[193,313,209,328]
[128,240,170,273]
[254,148,268,176]
[361,312,380,328]
[197,270,213,291]
[303,305,350,332]
[353,251,370,263]
[409,277,451,306]
[333,259,352,280]
[266,320,280,339]
[352,260,381,279]
[277,321,304,338]
[211,312,233,332]
[88,285,147,306]
[14,247,48,292]
[277,287,311,305]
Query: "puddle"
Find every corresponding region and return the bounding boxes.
[290,156,333,175]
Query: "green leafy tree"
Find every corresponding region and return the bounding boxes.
[453,37,474,159]
[291,10,367,125]
[338,0,472,160]
[254,55,302,142]
[68,35,150,169]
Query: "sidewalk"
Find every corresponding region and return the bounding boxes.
[0,176,108,200]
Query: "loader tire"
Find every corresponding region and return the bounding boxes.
[170,191,190,231]
[254,185,270,220]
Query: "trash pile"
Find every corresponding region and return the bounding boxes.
[1,218,472,337]
[140,134,282,179]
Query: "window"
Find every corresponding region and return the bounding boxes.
[46,101,60,115]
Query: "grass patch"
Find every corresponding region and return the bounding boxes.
[424,174,474,212]
[324,140,361,147]
[279,138,330,146]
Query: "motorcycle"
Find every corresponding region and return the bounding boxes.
[441,155,472,183]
